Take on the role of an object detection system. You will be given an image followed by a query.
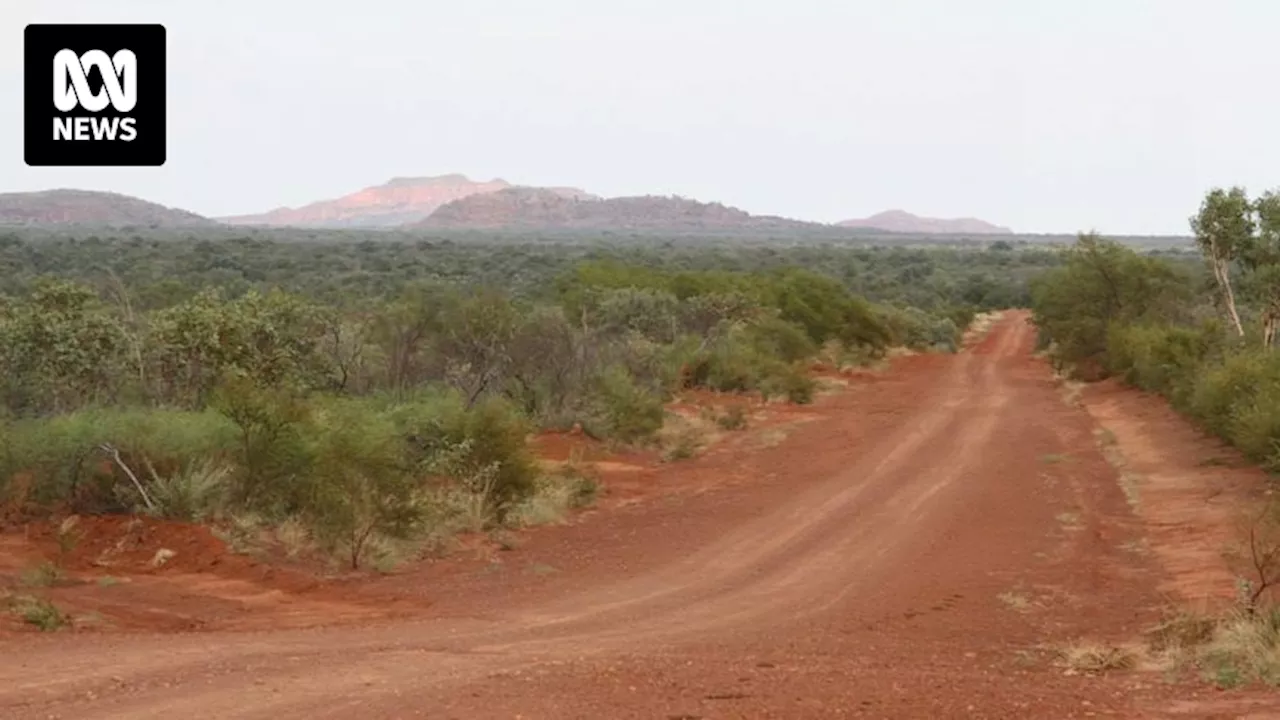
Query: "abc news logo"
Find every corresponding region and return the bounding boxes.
[24,24,166,166]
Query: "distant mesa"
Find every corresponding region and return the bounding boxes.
[837,209,1012,235]
[219,175,596,229]
[415,187,821,232]
[0,189,216,227]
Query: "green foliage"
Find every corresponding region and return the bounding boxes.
[389,391,537,518]
[145,459,232,522]
[1105,322,1220,406]
[302,397,426,568]
[1031,233,1195,373]
[1191,186,1280,346]
[0,278,127,414]
[742,316,818,364]
[588,365,666,444]
[210,376,313,512]
[1187,351,1280,451]
[877,305,962,352]
[7,595,68,632]
[0,407,238,515]
[1,230,1044,566]
[769,365,816,405]
[150,288,332,407]
[1032,206,1280,477]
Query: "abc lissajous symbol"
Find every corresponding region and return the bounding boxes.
[53,48,137,112]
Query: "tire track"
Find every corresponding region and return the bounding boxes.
[1,313,1052,720]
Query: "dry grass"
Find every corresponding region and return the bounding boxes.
[1055,511,1084,530]
[1060,380,1085,407]
[1197,609,1280,687]
[1054,641,1140,675]
[963,311,1005,346]
[1094,426,1143,510]
[757,428,791,449]
[1138,605,1280,688]
[998,591,1033,612]
[1120,538,1150,556]
[1146,609,1220,654]
[716,405,749,430]
[657,409,719,462]
[19,562,65,588]
[508,462,600,529]
[274,516,315,559]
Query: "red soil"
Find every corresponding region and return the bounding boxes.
[1,312,1277,718]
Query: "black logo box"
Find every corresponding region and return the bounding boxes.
[24,24,166,167]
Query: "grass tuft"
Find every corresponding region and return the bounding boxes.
[6,594,68,632]
[1055,641,1139,674]
[716,405,748,431]
[997,591,1033,613]
[20,562,65,588]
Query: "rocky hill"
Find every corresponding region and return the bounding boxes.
[0,189,216,227]
[220,175,594,229]
[838,210,1012,235]
[415,188,820,232]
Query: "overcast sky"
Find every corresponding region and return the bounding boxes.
[2,0,1277,234]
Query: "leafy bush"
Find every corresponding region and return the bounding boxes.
[1105,322,1218,406]
[587,365,666,444]
[1228,382,1280,471]
[302,398,426,568]
[876,305,961,352]
[761,363,816,404]
[390,391,537,519]
[0,407,238,517]
[1030,234,1193,374]
[210,376,313,513]
[742,316,817,364]
[1189,350,1280,443]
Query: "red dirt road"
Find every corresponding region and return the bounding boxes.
[1,312,1275,718]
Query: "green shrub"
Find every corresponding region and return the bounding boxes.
[210,376,313,513]
[588,365,666,444]
[1106,322,1216,404]
[761,364,816,404]
[1228,383,1280,471]
[8,595,68,632]
[390,391,538,518]
[742,316,817,364]
[1190,350,1280,441]
[944,304,978,335]
[145,459,233,522]
[877,305,961,352]
[302,397,426,569]
[0,407,238,516]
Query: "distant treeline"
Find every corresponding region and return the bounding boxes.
[0,225,1196,315]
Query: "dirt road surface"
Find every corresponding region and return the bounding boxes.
[2,312,1276,718]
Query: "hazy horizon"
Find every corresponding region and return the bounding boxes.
[2,0,1278,235]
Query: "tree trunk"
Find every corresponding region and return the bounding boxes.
[1212,259,1246,337]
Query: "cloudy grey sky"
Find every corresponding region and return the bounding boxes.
[2,0,1277,234]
